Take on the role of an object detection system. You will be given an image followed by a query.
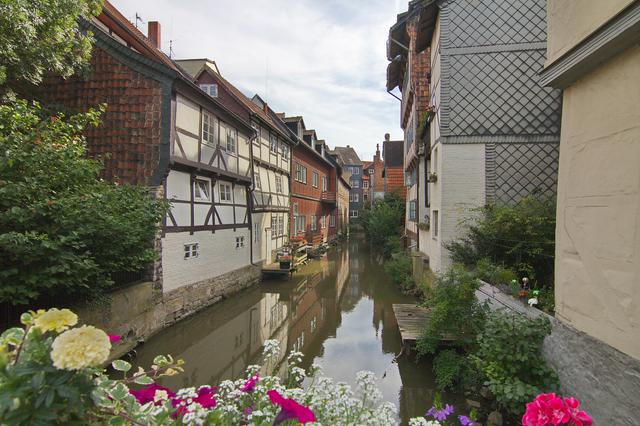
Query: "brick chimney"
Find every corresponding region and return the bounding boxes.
[148,21,161,49]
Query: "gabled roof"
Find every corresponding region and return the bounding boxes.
[332,146,362,166]
[176,58,220,79]
[383,140,404,168]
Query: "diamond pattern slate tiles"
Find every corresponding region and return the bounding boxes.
[448,50,562,136]
[446,0,547,48]
[492,143,559,204]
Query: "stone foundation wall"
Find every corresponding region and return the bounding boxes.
[76,264,261,360]
[476,283,640,425]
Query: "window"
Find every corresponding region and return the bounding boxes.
[184,243,199,259]
[433,210,439,238]
[312,171,318,188]
[294,214,306,234]
[270,133,278,153]
[322,176,328,191]
[350,193,359,203]
[280,142,289,159]
[278,216,284,236]
[364,194,368,202]
[330,214,336,227]
[254,223,260,242]
[363,181,369,189]
[254,172,261,190]
[275,175,283,193]
[321,215,326,229]
[199,84,218,97]
[194,179,210,201]
[235,236,245,249]
[350,210,359,218]
[295,163,307,183]
[351,180,360,188]
[202,112,216,146]
[433,147,438,173]
[225,126,237,153]
[409,200,417,221]
[352,167,360,175]
[369,168,374,175]
[219,183,232,202]
[310,215,317,231]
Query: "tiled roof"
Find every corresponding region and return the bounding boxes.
[383,140,404,168]
[331,146,362,166]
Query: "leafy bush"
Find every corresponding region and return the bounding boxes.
[383,252,414,293]
[433,349,464,391]
[0,100,167,305]
[416,265,488,356]
[472,310,559,416]
[361,192,405,257]
[446,195,556,287]
[474,258,518,286]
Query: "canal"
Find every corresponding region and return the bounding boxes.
[133,235,462,424]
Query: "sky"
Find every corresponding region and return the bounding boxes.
[111,0,407,161]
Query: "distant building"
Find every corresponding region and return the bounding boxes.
[382,136,405,199]
[331,146,363,220]
[371,144,385,201]
[362,161,373,207]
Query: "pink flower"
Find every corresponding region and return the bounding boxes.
[548,397,570,425]
[170,386,217,418]
[241,375,260,393]
[108,334,122,343]
[129,383,175,405]
[267,390,316,425]
[564,397,593,426]
[522,400,551,426]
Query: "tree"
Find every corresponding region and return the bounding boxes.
[0,100,167,304]
[0,0,103,92]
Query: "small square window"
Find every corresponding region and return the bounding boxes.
[199,84,218,97]
[194,179,210,201]
[235,236,245,249]
[184,243,199,259]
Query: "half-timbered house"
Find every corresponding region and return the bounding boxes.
[39,2,259,317]
[176,59,296,265]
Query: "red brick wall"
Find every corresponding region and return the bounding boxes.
[407,19,431,117]
[39,46,164,185]
[292,144,333,199]
[197,72,250,121]
[386,167,406,199]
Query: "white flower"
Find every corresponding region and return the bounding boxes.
[50,325,110,370]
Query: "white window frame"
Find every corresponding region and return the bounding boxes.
[235,236,245,249]
[350,210,359,218]
[225,125,237,154]
[321,215,326,229]
[352,180,360,188]
[278,215,284,236]
[312,171,318,188]
[254,172,261,190]
[433,210,439,239]
[310,215,317,231]
[363,181,369,189]
[330,214,336,228]
[199,83,218,98]
[270,133,278,154]
[202,112,216,146]
[194,178,211,201]
[275,175,283,193]
[219,183,232,203]
[322,176,328,192]
[184,243,199,259]
[352,167,360,175]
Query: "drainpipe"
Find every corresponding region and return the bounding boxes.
[248,131,259,267]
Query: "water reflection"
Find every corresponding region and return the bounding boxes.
[133,235,461,424]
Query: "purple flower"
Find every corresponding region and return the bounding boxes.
[426,404,455,422]
[241,375,260,393]
[459,415,475,426]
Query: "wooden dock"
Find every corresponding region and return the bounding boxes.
[262,262,292,276]
[392,304,457,346]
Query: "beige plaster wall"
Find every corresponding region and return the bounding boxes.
[546,0,634,64]
[554,46,640,360]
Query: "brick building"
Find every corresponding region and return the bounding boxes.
[331,146,363,220]
[382,136,406,199]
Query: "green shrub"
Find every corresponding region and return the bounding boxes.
[474,258,518,286]
[445,195,556,286]
[384,252,413,292]
[416,265,488,356]
[433,349,464,390]
[0,100,168,305]
[472,310,559,416]
[361,192,405,257]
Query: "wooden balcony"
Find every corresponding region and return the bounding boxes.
[321,191,337,204]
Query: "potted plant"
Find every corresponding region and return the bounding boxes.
[279,254,292,269]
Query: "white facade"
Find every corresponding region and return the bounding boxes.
[162,93,253,292]
[251,122,292,264]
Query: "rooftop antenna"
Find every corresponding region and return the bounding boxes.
[134,13,143,29]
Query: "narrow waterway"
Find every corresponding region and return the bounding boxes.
[133,235,463,424]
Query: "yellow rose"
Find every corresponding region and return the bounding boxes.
[34,308,78,333]
[50,325,111,370]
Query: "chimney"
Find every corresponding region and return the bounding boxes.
[148,21,161,49]
[263,102,269,113]
[384,133,390,142]
[376,143,380,158]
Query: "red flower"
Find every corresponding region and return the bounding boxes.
[268,390,316,425]
[129,383,175,405]
[522,394,592,426]
[241,375,260,393]
[564,397,592,426]
[108,334,121,343]
[170,386,217,418]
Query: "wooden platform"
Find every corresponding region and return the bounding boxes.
[392,304,457,345]
[262,262,292,275]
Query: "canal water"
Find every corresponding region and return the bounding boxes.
[133,235,462,424]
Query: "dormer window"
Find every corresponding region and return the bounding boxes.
[199,84,218,98]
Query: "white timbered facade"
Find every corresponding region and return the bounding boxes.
[249,101,294,264]
[162,91,254,292]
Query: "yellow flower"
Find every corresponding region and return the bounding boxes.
[50,325,111,370]
[34,308,78,333]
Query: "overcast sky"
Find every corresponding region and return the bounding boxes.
[111,0,407,161]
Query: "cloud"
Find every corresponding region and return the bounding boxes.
[110,0,406,160]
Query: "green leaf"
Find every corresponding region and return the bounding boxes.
[109,417,126,426]
[133,375,154,385]
[109,383,129,401]
[111,360,132,373]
